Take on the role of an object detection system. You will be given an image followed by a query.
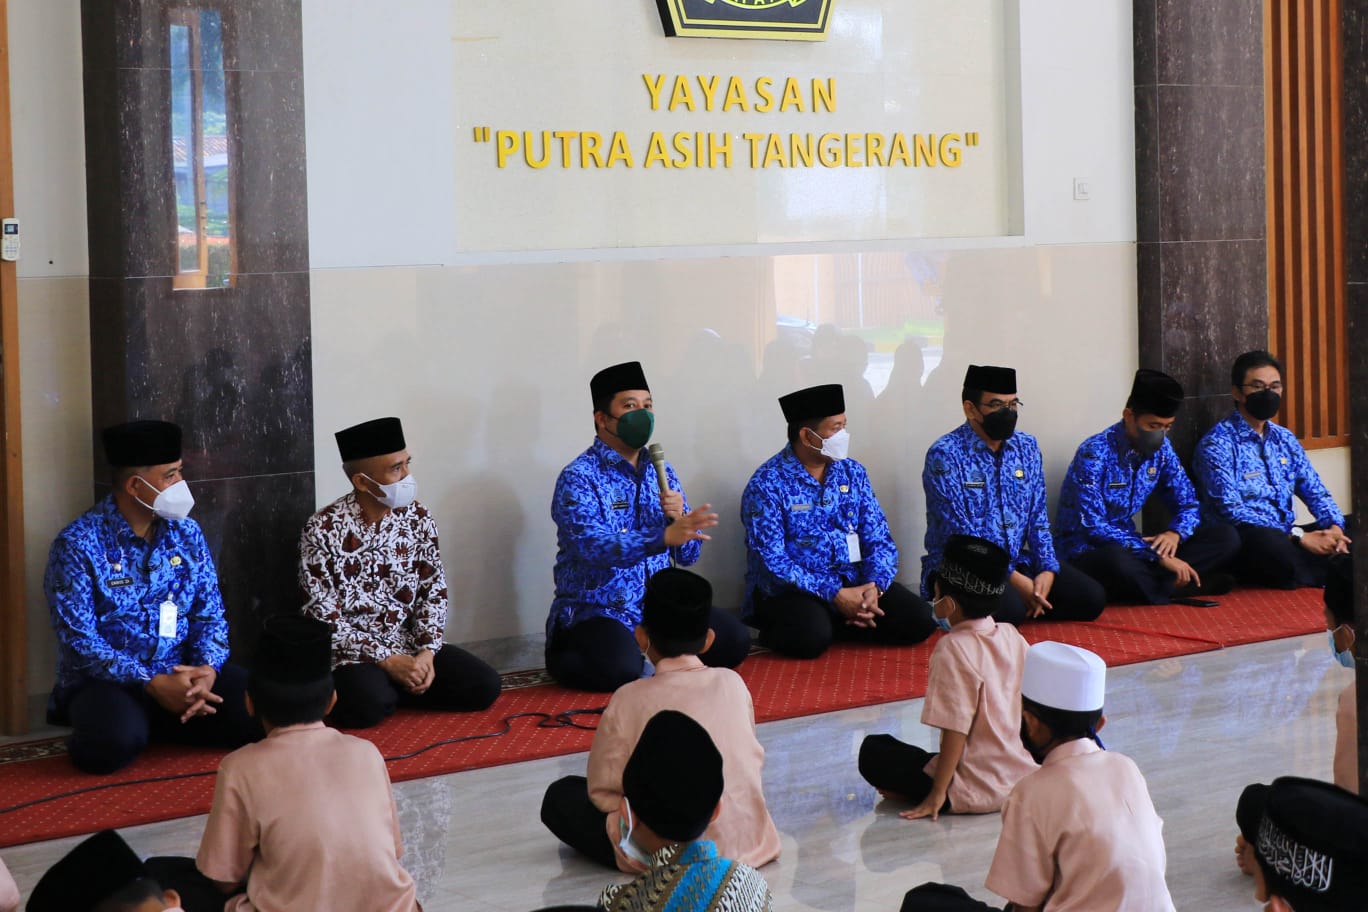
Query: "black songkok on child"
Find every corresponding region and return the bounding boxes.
[102,420,182,467]
[622,710,724,843]
[335,417,406,462]
[963,365,1016,394]
[255,614,334,684]
[1126,368,1184,418]
[642,567,713,643]
[935,534,1010,599]
[27,829,149,912]
[778,384,845,423]
[590,361,650,406]
[1251,776,1368,911]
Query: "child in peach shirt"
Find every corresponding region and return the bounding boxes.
[859,534,1035,819]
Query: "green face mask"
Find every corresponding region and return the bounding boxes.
[611,408,655,449]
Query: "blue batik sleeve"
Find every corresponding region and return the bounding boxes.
[853,468,898,591]
[553,469,666,569]
[44,537,151,684]
[1158,447,1201,540]
[1193,431,1264,526]
[741,479,841,602]
[1060,444,1150,556]
[922,444,976,539]
[183,527,230,669]
[1290,442,1345,529]
[668,464,703,567]
[1026,452,1060,573]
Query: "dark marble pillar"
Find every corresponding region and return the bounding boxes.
[81,0,313,660]
[1134,0,1267,462]
[1341,0,1368,793]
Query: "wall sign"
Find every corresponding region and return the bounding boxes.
[655,0,834,41]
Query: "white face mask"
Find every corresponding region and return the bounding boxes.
[617,797,654,867]
[135,477,195,521]
[364,473,417,510]
[810,427,850,461]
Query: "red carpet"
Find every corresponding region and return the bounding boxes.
[0,586,1326,848]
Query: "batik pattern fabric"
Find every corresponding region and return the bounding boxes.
[299,493,448,667]
[921,423,1058,597]
[740,446,898,606]
[1054,422,1200,562]
[597,840,773,912]
[1192,410,1343,533]
[44,495,228,697]
[548,438,700,638]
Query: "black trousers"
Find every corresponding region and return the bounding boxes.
[63,662,261,775]
[1069,522,1241,605]
[330,643,502,729]
[545,608,751,693]
[992,561,1106,626]
[1231,518,1354,589]
[540,774,617,868]
[752,582,937,660]
[901,884,1005,912]
[857,734,948,810]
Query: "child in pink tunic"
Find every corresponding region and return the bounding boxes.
[195,615,419,912]
[859,535,1035,819]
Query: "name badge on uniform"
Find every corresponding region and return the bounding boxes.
[1107,481,1126,489]
[790,502,812,512]
[610,499,630,511]
[1243,471,1261,480]
[962,481,985,489]
[159,600,178,638]
[846,532,863,563]
[108,577,134,588]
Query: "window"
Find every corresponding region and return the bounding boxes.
[170,9,234,289]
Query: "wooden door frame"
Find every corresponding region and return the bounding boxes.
[0,0,26,735]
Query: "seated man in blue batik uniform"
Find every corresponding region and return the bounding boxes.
[741,383,936,659]
[547,361,751,692]
[1056,369,1240,605]
[1193,350,1351,589]
[922,365,1105,626]
[44,421,258,774]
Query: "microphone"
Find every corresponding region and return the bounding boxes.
[648,443,670,502]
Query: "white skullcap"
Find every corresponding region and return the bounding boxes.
[1021,641,1106,712]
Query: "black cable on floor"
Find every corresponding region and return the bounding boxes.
[0,707,603,817]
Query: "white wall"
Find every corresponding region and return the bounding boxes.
[9,0,92,699]
[303,0,1140,644]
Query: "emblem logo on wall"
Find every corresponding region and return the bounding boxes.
[656,0,834,41]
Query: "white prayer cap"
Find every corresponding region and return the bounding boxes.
[1021,641,1106,712]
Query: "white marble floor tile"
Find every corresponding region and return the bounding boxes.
[1,632,1345,911]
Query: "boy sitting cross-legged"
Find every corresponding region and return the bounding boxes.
[542,567,780,872]
[859,534,1036,820]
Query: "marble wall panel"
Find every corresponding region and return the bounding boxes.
[1157,85,1266,243]
[1344,4,1368,285]
[1155,0,1263,88]
[1133,0,1157,88]
[1156,239,1268,400]
[1134,87,1160,243]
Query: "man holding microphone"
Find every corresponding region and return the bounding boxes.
[546,361,751,691]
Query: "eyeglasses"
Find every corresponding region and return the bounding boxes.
[1241,381,1284,393]
[979,399,1024,413]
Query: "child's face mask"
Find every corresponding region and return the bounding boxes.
[617,797,654,867]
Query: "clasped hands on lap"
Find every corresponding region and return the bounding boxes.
[380,649,436,695]
[1299,524,1351,556]
[833,584,884,628]
[145,664,221,723]
[1008,570,1055,618]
